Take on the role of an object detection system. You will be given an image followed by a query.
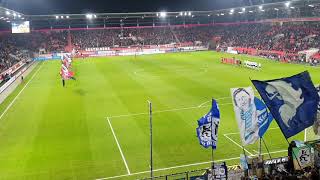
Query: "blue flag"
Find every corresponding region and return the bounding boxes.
[252,71,319,138]
[254,97,273,137]
[196,100,220,149]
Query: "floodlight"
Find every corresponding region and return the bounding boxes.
[55,16,59,19]
[259,6,263,10]
[290,6,295,9]
[274,8,279,11]
[188,12,191,16]
[238,12,243,14]
[242,8,246,12]
[61,16,64,19]
[6,11,10,15]
[308,4,314,8]
[86,14,93,19]
[184,12,187,16]
[179,12,183,16]
[208,14,210,17]
[159,11,167,18]
[285,2,290,8]
[229,12,233,15]
[13,13,16,17]
[66,16,69,19]
[94,14,97,18]
[248,10,253,13]
[220,13,224,16]
[230,9,234,13]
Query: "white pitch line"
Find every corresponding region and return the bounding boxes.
[95,156,240,180]
[198,96,231,108]
[95,149,288,180]
[107,102,233,119]
[223,134,254,156]
[0,62,44,121]
[223,127,280,136]
[107,117,131,175]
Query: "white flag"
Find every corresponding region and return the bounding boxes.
[231,87,259,145]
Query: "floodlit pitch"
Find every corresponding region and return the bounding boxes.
[0,51,319,179]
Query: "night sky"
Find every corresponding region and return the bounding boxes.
[5,0,245,15]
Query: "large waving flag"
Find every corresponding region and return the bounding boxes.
[252,71,319,138]
[196,100,220,149]
[254,97,273,137]
[231,87,260,145]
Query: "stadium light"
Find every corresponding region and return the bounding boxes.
[184,12,187,16]
[242,8,246,12]
[230,9,234,13]
[274,8,279,11]
[220,13,224,16]
[188,11,191,16]
[175,15,178,18]
[179,12,183,16]
[13,13,16,17]
[248,10,253,13]
[208,14,210,17]
[66,16,69,19]
[94,14,97,18]
[238,11,243,14]
[55,15,59,19]
[308,4,315,8]
[290,6,295,9]
[86,14,93,19]
[61,16,64,19]
[285,2,290,8]
[6,11,10,15]
[259,6,263,10]
[159,11,167,18]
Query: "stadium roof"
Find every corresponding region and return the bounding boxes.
[0,0,319,30]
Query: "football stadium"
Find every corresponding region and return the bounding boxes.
[0,0,319,179]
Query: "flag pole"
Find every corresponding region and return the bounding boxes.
[285,138,302,170]
[211,98,215,178]
[259,138,262,157]
[242,146,249,177]
[148,100,153,179]
[261,137,272,159]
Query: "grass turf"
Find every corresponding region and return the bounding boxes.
[0,51,319,179]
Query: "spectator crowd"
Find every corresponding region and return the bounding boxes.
[1,22,320,73]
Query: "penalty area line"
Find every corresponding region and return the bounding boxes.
[223,134,254,156]
[107,117,131,175]
[0,61,44,121]
[95,149,287,180]
[107,102,233,119]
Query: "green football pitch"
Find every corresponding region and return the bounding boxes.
[0,51,319,179]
